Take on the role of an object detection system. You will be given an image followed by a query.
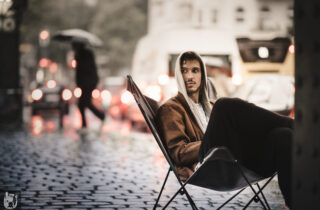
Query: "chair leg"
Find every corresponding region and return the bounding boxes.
[163,182,198,210]
[235,161,268,210]
[243,173,276,209]
[183,188,198,210]
[257,183,271,210]
[153,168,171,210]
[217,187,246,210]
[162,187,181,209]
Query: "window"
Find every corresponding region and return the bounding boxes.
[260,5,270,19]
[179,2,192,22]
[212,9,218,23]
[259,5,271,30]
[235,7,245,23]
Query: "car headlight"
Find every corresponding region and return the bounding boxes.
[92,89,100,99]
[31,89,43,101]
[121,90,134,105]
[101,89,112,106]
[258,47,269,59]
[74,87,82,98]
[62,88,72,101]
[46,79,57,89]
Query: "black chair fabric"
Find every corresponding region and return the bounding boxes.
[126,75,181,178]
[188,148,264,191]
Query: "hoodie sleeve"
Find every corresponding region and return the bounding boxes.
[157,104,201,166]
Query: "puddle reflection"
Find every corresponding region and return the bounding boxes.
[30,116,44,136]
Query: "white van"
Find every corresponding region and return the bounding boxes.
[131,28,241,101]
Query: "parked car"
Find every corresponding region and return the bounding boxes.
[230,75,294,116]
[29,79,73,127]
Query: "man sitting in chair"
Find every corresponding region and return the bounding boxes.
[156,51,293,208]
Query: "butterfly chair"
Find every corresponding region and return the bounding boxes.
[126,75,277,210]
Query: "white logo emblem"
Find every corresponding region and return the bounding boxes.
[0,1,13,15]
[3,192,18,209]
[0,1,16,32]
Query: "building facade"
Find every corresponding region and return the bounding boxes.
[148,0,293,37]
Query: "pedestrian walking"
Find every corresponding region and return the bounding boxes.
[72,42,105,132]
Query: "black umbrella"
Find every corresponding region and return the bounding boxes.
[52,28,103,47]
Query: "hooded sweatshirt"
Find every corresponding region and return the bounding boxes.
[156,51,213,181]
[174,51,212,133]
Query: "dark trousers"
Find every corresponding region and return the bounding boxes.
[199,98,293,207]
[78,88,105,128]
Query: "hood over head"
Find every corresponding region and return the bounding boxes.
[175,51,212,133]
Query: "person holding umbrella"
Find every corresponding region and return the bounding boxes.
[52,29,106,132]
[72,42,105,131]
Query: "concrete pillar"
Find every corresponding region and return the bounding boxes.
[0,0,27,129]
[293,0,320,208]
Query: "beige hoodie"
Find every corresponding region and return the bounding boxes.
[175,51,212,133]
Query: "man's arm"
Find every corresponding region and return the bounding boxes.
[157,104,201,166]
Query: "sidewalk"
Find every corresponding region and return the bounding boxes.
[0,130,286,209]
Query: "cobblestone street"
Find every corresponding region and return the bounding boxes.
[0,123,286,209]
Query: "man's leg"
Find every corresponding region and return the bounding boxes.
[238,127,292,209]
[199,98,293,162]
[79,89,93,128]
[78,97,86,128]
[87,100,105,121]
[267,127,292,208]
[199,98,293,207]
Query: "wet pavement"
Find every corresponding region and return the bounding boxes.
[0,108,286,209]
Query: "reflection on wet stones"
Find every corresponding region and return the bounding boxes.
[0,131,286,209]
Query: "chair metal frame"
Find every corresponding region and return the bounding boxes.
[127,75,277,210]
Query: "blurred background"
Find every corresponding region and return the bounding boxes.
[1,0,295,134]
[3,1,320,209]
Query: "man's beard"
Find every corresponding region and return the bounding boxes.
[187,86,200,95]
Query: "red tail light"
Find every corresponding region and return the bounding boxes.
[39,58,51,68]
[288,44,295,54]
[71,59,77,69]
